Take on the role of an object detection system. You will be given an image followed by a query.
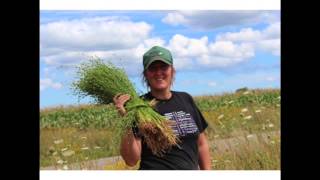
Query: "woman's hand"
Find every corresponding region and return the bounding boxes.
[113,93,131,116]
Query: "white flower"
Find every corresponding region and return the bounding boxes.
[62,150,75,157]
[217,114,224,120]
[81,147,89,150]
[246,134,254,139]
[241,108,248,113]
[61,148,68,152]
[54,139,63,144]
[268,123,274,128]
[244,115,252,120]
[63,165,68,170]
[57,160,64,164]
[255,110,262,113]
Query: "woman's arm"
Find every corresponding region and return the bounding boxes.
[198,132,211,170]
[120,129,141,166]
[113,94,142,166]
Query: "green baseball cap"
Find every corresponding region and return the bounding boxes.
[143,46,173,70]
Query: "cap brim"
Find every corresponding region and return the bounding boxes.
[145,56,171,70]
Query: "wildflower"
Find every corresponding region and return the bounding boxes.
[57,160,64,164]
[244,115,252,120]
[54,139,63,144]
[255,109,262,113]
[246,134,254,139]
[61,148,68,152]
[217,114,224,120]
[62,150,75,157]
[81,147,89,150]
[268,123,274,128]
[241,108,248,113]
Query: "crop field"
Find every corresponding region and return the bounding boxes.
[40,88,280,170]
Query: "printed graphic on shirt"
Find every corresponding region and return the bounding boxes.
[164,111,199,137]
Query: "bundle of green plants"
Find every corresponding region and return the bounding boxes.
[72,58,178,156]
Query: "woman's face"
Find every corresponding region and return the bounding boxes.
[145,61,173,91]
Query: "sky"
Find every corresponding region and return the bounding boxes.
[40,10,280,108]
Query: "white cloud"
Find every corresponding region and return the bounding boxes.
[162,12,187,26]
[40,16,152,54]
[215,22,280,56]
[166,34,254,69]
[265,76,277,82]
[262,22,280,39]
[216,28,262,42]
[257,39,280,56]
[40,16,158,75]
[40,78,63,91]
[208,41,254,59]
[162,11,279,30]
[168,34,209,57]
[208,81,217,87]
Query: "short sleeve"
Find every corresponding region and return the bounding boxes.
[186,93,208,133]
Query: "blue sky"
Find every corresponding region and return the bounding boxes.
[40,10,280,108]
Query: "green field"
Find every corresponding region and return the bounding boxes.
[40,88,280,170]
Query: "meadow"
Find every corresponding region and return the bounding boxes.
[40,88,280,170]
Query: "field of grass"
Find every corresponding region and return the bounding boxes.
[40,88,280,170]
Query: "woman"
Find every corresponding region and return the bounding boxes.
[113,46,211,170]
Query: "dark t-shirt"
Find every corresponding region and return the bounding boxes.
[133,91,208,170]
